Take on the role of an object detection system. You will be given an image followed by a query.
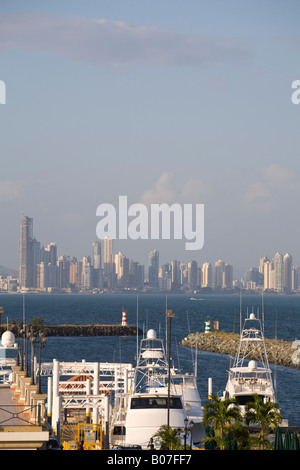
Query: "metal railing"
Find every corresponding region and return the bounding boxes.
[0,403,44,426]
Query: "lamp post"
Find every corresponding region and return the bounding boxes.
[183,418,194,450]
[29,330,36,385]
[166,309,175,429]
[24,324,29,377]
[37,332,48,393]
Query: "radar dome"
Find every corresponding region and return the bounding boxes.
[248,360,257,370]
[147,329,157,339]
[1,330,16,347]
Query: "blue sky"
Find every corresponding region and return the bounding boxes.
[0,1,299,276]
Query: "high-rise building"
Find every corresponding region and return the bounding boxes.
[263,261,273,289]
[171,260,180,289]
[202,262,212,288]
[214,260,233,289]
[148,249,159,288]
[283,253,293,293]
[104,237,114,274]
[129,260,144,288]
[187,260,198,290]
[103,237,115,287]
[274,252,284,292]
[92,240,101,269]
[215,260,225,288]
[92,240,103,289]
[259,255,269,274]
[222,263,233,289]
[82,256,92,290]
[46,243,57,266]
[57,256,70,289]
[115,251,130,287]
[19,215,34,288]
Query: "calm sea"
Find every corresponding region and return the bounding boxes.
[0,293,299,428]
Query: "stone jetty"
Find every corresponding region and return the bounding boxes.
[181,331,299,369]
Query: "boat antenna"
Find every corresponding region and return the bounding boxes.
[165,295,168,351]
[262,291,265,333]
[23,292,25,325]
[274,311,278,401]
[136,295,139,364]
[239,288,242,335]
[186,310,195,369]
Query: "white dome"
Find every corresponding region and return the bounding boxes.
[1,330,16,347]
[147,329,157,339]
[248,360,257,370]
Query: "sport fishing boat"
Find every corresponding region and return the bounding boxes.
[110,329,203,449]
[223,312,275,411]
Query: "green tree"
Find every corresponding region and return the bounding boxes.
[203,394,242,450]
[244,394,282,450]
[152,425,181,450]
[31,317,45,327]
[226,422,252,450]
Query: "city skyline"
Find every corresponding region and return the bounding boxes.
[0,2,299,276]
[9,214,299,294]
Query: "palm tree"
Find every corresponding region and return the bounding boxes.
[152,425,181,450]
[244,394,282,450]
[203,394,242,450]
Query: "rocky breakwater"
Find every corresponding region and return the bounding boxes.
[1,324,141,337]
[181,331,300,369]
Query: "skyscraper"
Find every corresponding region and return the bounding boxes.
[202,262,212,288]
[104,237,113,274]
[148,249,159,288]
[215,260,225,289]
[19,215,34,288]
[274,252,284,292]
[283,253,293,293]
[103,237,115,287]
[187,260,198,290]
[92,240,101,269]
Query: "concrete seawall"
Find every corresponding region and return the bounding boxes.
[181,331,299,369]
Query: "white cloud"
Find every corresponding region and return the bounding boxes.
[140,172,207,206]
[0,12,252,69]
[262,163,295,186]
[243,163,298,206]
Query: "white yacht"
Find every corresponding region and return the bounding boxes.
[110,329,203,449]
[223,312,275,411]
[0,330,18,386]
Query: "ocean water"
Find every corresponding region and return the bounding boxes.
[0,292,299,428]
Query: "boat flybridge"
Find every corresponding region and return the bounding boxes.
[110,329,203,449]
[0,330,18,386]
[223,312,275,411]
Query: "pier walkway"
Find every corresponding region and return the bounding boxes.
[0,386,29,426]
[0,373,49,449]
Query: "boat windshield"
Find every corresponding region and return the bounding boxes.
[130,397,182,410]
[235,394,266,406]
